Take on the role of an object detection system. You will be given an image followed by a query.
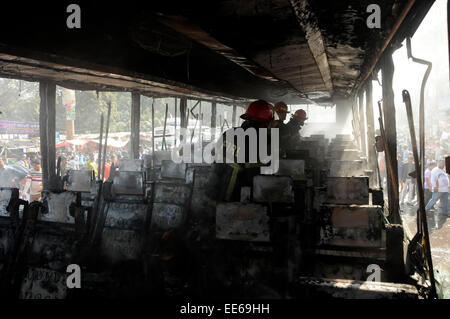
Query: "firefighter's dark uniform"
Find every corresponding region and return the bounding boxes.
[206,120,271,202]
[205,99,274,202]
[279,117,303,153]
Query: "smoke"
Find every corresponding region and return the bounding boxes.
[391,0,449,137]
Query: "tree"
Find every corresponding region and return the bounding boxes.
[0,78,236,137]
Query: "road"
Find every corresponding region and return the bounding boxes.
[400,202,450,298]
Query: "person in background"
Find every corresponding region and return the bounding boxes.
[272,102,290,127]
[103,157,112,181]
[425,160,449,217]
[400,155,416,206]
[279,109,308,154]
[68,156,79,170]
[397,154,404,193]
[59,156,68,177]
[402,145,409,162]
[426,152,435,166]
[424,161,437,207]
[78,153,86,167]
[112,154,120,169]
[17,154,30,169]
[23,158,43,202]
[85,154,98,178]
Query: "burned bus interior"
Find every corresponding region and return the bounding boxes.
[0,0,448,301]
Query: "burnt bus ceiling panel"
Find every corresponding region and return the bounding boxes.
[0,1,311,105]
[0,0,422,105]
[253,44,329,100]
[305,0,410,96]
[156,0,330,101]
[152,0,412,100]
[0,52,246,104]
[154,14,283,82]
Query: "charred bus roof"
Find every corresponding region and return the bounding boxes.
[0,0,436,106]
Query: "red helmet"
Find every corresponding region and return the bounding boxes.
[293,109,308,120]
[240,100,274,122]
[274,101,290,113]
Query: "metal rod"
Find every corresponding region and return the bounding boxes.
[406,37,432,189]
[190,115,198,144]
[56,156,61,177]
[186,100,200,127]
[211,101,217,141]
[88,106,106,245]
[358,91,367,157]
[190,100,200,115]
[162,103,168,150]
[221,119,229,133]
[174,97,177,147]
[97,113,104,180]
[232,103,237,127]
[402,89,437,299]
[151,98,155,168]
[102,102,112,180]
[130,92,141,159]
[39,82,49,189]
[198,102,202,145]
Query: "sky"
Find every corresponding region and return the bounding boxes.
[378,0,449,136]
[297,0,449,139]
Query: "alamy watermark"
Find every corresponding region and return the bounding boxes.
[171,127,280,174]
[65,4,379,30]
[66,4,81,29]
[66,264,81,288]
[367,4,381,29]
[366,264,382,282]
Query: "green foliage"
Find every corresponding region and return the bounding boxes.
[0,78,241,136]
[73,90,133,133]
[0,79,166,135]
[0,79,40,123]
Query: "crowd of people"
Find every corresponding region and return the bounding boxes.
[378,122,450,217]
[0,146,137,202]
[1,100,447,219]
[56,149,128,180]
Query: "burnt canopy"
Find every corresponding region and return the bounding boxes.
[0,0,428,105]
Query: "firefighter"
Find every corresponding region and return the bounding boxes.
[231,99,274,161]
[273,101,290,125]
[206,100,274,202]
[280,108,308,153]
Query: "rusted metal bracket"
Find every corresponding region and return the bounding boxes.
[402,89,437,299]
[405,37,432,185]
